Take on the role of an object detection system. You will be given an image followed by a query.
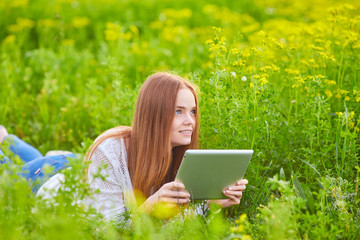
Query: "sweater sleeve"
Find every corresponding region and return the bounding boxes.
[87,137,133,220]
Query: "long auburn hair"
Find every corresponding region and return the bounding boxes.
[86,72,199,197]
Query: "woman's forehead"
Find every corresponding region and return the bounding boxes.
[175,88,196,107]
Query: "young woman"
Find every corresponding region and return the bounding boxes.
[86,72,248,219]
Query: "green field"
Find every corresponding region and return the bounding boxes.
[1,0,359,239]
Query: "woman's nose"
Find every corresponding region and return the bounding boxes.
[183,114,194,125]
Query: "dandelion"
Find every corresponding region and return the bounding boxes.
[335,112,343,117]
[250,82,254,88]
[241,76,247,81]
[231,72,236,78]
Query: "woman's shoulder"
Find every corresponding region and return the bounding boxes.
[97,136,125,153]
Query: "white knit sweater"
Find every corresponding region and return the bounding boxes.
[87,137,136,219]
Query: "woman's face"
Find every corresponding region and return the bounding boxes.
[170,88,196,148]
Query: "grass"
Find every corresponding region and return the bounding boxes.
[0,0,360,239]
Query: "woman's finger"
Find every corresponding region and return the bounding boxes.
[224,189,243,198]
[159,189,190,199]
[236,179,248,185]
[158,196,190,204]
[223,192,240,204]
[226,185,246,191]
[163,181,186,190]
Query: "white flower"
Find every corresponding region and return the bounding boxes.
[231,71,236,77]
[241,76,247,81]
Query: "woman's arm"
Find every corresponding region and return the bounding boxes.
[87,138,132,220]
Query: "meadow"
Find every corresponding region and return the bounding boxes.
[0,0,359,239]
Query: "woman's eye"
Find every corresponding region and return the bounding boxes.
[190,110,196,115]
[176,110,181,115]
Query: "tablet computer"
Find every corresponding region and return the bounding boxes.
[175,149,253,200]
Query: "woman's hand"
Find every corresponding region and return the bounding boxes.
[138,180,190,214]
[208,179,248,208]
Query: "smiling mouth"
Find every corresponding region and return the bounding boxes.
[179,130,192,135]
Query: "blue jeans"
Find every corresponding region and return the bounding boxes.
[0,134,74,192]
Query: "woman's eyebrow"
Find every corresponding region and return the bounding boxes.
[176,106,186,109]
[176,106,197,109]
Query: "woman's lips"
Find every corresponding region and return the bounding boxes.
[179,130,192,136]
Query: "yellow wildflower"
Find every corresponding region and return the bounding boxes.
[38,19,58,28]
[242,234,252,240]
[349,111,355,119]
[324,80,337,85]
[212,26,223,33]
[325,90,333,98]
[336,112,343,117]
[237,225,245,232]
[162,8,192,19]
[149,21,163,29]
[339,89,349,95]
[9,0,28,8]
[62,39,75,46]
[129,25,139,36]
[17,18,35,28]
[230,48,240,55]
[250,82,254,88]
[239,213,247,222]
[72,17,90,28]
[3,35,16,45]
[259,77,268,85]
[104,22,122,41]
[345,96,350,101]
[232,60,246,67]
[7,24,21,32]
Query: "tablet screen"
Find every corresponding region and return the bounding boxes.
[175,149,253,200]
